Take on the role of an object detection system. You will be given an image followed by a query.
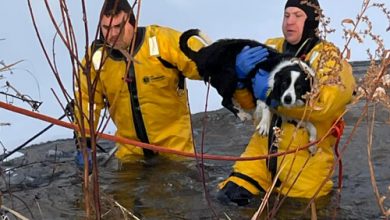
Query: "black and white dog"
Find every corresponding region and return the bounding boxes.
[179,29,317,155]
[179,29,283,119]
[257,58,318,155]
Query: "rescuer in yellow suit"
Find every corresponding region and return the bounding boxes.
[73,0,205,167]
[217,0,356,205]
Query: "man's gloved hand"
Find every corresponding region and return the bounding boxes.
[235,45,269,79]
[252,69,270,101]
[75,148,92,174]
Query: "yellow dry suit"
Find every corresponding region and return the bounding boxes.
[74,25,205,162]
[219,37,356,198]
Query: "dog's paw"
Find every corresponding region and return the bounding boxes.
[308,145,317,156]
[253,100,264,125]
[256,118,270,136]
[237,111,252,121]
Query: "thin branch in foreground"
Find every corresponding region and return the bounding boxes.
[1,205,29,220]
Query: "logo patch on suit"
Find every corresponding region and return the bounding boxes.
[143,75,165,84]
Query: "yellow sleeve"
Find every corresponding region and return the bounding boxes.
[278,42,356,123]
[233,89,256,110]
[74,54,105,136]
[156,26,205,80]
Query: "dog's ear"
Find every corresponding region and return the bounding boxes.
[266,73,282,106]
[266,89,281,107]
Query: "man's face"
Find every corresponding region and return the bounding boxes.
[100,11,134,49]
[282,7,307,45]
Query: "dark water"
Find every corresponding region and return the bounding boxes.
[94,104,390,220]
[1,103,389,219]
[94,142,387,220]
[95,137,387,218]
[97,158,326,219]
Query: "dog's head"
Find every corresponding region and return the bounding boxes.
[266,59,315,108]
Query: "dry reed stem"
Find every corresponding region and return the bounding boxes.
[99,192,141,220]
[0,60,24,73]
[1,0,389,219]
[251,163,288,219]
[311,202,317,220]
[26,0,95,217]
[342,0,390,217]
[252,0,389,218]
[25,0,148,218]
[1,205,29,220]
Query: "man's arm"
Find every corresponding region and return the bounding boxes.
[157,26,206,80]
[278,43,356,122]
[73,57,105,136]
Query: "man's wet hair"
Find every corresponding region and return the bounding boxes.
[102,0,136,26]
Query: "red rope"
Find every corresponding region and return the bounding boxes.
[331,119,345,192]
[0,101,330,162]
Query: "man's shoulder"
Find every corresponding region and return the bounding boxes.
[89,39,105,53]
[265,37,284,43]
[312,40,339,52]
[264,37,285,51]
[145,25,180,35]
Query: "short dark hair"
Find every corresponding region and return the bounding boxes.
[102,0,136,26]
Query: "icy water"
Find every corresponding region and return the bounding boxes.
[1,103,389,219]
[96,135,388,220]
[94,103,389,219]
[98,157,337,219]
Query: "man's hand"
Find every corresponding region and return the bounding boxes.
[75,148,92,174]
[252,69,270,101]
[235,46,269,79]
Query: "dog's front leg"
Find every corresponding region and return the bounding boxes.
[256,102,271,136]
[306,122,318,156]
[232,98,252,121]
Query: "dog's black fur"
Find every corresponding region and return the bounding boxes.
[179,29,284,116]
[266,61,313,108]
